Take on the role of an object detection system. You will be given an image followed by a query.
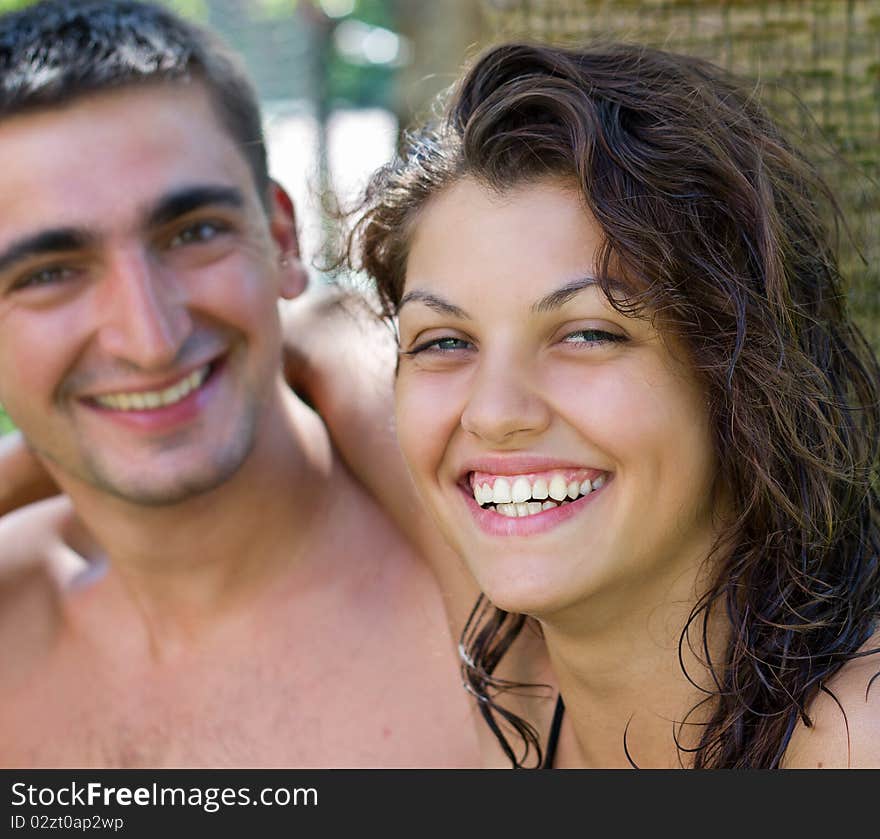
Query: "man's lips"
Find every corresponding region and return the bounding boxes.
[80,357,222,411]
[74,357,226,432]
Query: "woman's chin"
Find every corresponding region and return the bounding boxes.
[473,571,574,619]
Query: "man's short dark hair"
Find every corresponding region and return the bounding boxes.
[0,0,269,200]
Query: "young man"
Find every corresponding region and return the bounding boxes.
[0,0,484,768]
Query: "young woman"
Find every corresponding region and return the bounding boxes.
[341,41,880,768]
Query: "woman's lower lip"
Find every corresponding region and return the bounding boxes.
[459,482,606,537]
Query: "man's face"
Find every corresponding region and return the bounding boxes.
[0,82,304,505]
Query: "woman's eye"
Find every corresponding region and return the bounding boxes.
[562,329,625,346]
[169,220,227,248]
[405,336,473,355]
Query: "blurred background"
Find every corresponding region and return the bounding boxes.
[0,0,878,434]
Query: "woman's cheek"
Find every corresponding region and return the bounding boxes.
[395,371,462,486]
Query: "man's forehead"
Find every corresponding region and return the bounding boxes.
[0,81,258,239]
[0,80,244,175]
[0,75,219,123]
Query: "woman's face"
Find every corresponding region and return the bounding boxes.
[395,177,723,621]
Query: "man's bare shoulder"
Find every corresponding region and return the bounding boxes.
[783,632,880,768]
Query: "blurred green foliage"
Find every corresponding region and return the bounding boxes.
[0,408,14,435]
[326,0,397,110]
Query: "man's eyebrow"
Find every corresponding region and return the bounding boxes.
[398,290,469,319]
[0,229,94,276]
[146,185,246,229]
[530,276,629,314]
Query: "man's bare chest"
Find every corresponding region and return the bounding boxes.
[0,609,474,768]
[2,684,406,768]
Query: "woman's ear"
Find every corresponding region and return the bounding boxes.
[267,179,308,300]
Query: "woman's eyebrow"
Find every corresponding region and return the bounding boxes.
[398,289,469,319]
[399,277,630,317]
[531,277,600,313]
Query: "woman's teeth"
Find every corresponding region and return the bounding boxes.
[492,500,561,518]
[472,472,607,517]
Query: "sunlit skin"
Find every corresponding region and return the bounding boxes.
[0,82,302,507]
[395,177,729,766]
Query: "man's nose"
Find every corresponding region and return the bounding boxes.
[460,359,551,445]
[95,248,193,369]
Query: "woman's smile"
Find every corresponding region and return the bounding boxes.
[459,466,612,537]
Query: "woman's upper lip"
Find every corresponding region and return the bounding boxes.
[457,454,605,479]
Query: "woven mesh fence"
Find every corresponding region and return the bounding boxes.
[479,0,880,348]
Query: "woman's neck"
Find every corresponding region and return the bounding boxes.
[540,555,727,768]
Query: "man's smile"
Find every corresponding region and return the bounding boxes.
[88,363,213,411]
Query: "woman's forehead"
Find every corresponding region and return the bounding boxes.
[404,177,604,295]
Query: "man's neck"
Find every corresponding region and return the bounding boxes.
[47,382,335,630]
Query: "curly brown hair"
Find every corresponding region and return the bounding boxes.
[344,41,880,768]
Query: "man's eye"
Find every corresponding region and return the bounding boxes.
[169,220,228,248]
[11,265,78,291]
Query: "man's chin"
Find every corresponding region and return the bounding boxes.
[98,470,242,508]
[86,440,256,509]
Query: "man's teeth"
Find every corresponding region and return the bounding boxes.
[474,472,608,515]
[94,366,209,411]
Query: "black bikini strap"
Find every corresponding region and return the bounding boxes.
[541,694,565,769]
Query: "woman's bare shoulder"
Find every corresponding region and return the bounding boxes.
[0,499,79,687]
[782,631,880,768]
[0,496,91,586]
